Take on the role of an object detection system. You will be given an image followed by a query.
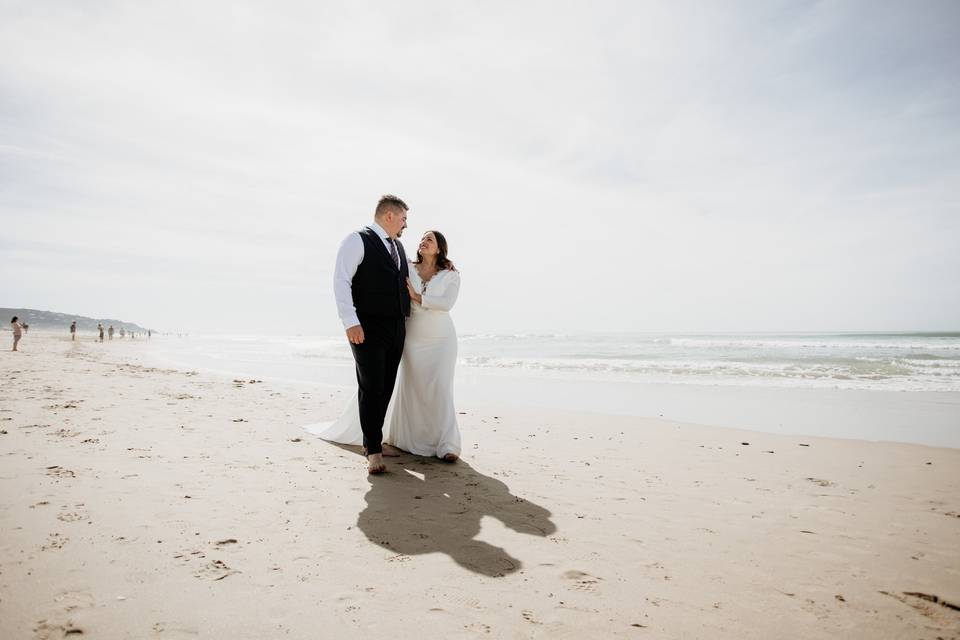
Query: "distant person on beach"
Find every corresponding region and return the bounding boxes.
[70,321,77,341]
[119,327,125,338]
[97,323,104,343]
[148,330,152,339]
[10,316,24,351]
[108,325,115,340]
[22,323,29,333]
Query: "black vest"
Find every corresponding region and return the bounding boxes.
[351,227,411,318]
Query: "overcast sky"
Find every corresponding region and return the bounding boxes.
[2,1,958,334]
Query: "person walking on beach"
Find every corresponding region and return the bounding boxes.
[108,325,115,340]
[70,321,77,341]
[97,323,104,343]
[331,195,411,474]
[10,316,24,351]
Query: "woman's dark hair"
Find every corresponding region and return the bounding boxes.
[415,230,451,270]
[11,316,18,323]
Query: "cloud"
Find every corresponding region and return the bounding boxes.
[1,1,958,332]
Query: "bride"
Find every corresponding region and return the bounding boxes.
[306,230,462,461]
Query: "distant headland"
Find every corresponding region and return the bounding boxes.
[1,308,152,333]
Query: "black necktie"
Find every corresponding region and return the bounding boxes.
[386,238,400,269]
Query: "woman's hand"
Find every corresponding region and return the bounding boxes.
[406,278,422,304]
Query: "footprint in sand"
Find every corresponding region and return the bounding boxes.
[173,549,207,566]
[32,619,84,639]
[563,569,602,592]
[53,589,95,612]
[800,597,832,621]
[57,512,88,523]
[521,610,541,624]
[44,401,83,411]
[40,533,68,551]
[152,621,200,636]
[194,559,239,581]
[386,554,412,563]
[46,466,76,479]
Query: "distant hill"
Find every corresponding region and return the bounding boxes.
[1,308,151,333]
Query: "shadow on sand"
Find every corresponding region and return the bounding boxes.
[333,444,557,577]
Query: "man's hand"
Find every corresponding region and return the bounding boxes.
[346,324,365,345]
[406,278,422,304]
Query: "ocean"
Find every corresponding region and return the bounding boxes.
[143,331,960,448]
[148,331,960,393]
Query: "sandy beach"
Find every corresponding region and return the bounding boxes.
[2,333,958,639]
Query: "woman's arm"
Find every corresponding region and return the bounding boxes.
[421,271,461,311]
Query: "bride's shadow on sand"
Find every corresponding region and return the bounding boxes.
[333,445,556,577]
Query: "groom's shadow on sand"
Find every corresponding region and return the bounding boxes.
[332,444,556,577]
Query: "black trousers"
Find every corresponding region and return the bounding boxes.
[350,313,406,456]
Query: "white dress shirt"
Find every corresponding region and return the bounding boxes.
[333,221,400,329]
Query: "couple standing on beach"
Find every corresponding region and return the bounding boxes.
[305,195,462,474]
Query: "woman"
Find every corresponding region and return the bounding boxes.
[10,316,24,351]
[307,230,463,461]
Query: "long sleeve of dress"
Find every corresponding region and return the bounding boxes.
[421,271,461,312]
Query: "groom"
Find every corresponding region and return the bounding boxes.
[333,195,411,474]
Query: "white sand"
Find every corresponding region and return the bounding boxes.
[2,333,958,638]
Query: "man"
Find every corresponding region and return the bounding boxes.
[108,325,115,340]
[70,321,77,341]
[333,195,411,474]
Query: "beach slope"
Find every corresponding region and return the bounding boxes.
[1,334,958,638]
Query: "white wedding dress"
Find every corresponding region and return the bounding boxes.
[305,264,462,458]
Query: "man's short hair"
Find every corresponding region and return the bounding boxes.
[375,195,408,218]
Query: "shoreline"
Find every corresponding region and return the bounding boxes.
[2,334,959,638]
[135,334,960,449]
